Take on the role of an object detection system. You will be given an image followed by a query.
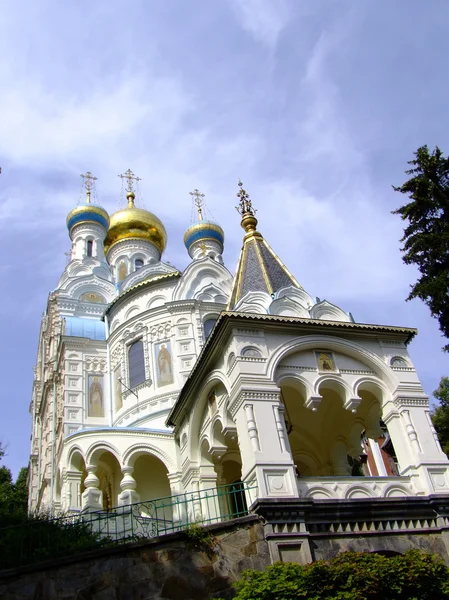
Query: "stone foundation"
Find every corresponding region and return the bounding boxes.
[0,516,269,600]
[3,495,449,599]
[255,494,449,565]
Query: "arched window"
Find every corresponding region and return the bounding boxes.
[128,340,145,388]
[87,240,93,257]
[135,258,144,271]
[204,318,217,340]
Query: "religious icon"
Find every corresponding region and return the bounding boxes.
[88,375,104,417]
[80,292,105,303]
[118,261,127,282]
[316,352,336,372]
[208,389,217,413]
[155,341,174,386]
[115,366,123,411]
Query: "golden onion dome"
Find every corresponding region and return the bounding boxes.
[104,191,167,255]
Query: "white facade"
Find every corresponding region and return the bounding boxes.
[28,180,449,518]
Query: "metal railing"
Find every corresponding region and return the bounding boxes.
[0,482,257,570]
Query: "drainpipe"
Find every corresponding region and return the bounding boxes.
[36,333,46,511]
[50,374,57,515]
[28,386,36,514]
[104,314,113,427]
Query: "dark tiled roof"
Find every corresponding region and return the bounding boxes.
[258,239,298,293]
[228,232,299,309]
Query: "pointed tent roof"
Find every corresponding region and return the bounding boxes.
[227,181,300,310]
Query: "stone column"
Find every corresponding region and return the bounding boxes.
[273,404,291,454]
[231,387,298,501]
[64,470,84,511]
[118,466,140,506]
[198,464,220,522]
[168,472,183,524]
[81,464,103,512]
[385,396,449,494]
[331,438,351,476]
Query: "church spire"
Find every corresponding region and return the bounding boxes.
[227,180,300,311]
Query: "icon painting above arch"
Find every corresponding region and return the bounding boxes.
[316,351,337,372]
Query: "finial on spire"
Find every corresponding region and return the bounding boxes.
[81,171,97,204]
[236,179,256,217]
[189,188,205,220]
[236,179,258,234]
[118,169,142,207]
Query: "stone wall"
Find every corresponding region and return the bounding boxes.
[0,516,269,600]
[4,496,449,599]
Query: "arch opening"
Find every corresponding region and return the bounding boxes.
[280,374,398,479]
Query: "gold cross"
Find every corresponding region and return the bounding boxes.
[118,169,142,193]
[199,240,207,256]
[80,171,97,203]
[189,188,205,220]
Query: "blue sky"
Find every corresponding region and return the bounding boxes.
[1,0,448,476]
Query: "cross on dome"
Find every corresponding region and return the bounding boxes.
[118,168,142,192]
[189,188,205,220]
[118,169,142,207]
[80,171,97,203]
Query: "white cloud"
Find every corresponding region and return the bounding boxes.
[0,73,193,165]
[227,0,294,47]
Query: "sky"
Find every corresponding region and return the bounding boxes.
[0,0,448,477]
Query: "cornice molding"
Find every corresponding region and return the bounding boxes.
[394,397,429,408]
[229,388,281,418]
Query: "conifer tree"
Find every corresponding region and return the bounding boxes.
[393,145,449,350]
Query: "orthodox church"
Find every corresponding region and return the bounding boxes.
[28,170,449,525]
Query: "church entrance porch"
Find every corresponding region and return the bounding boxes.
[279,376,399,485]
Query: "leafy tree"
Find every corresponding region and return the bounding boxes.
[393,145,449,351]
[0,442,28,523]
[431,376,449,455]
[223,550,449,600]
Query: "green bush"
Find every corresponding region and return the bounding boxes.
[227,550,449,600]
[0,513,112,570]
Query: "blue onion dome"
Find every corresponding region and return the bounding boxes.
[66,172,109,240]
[183,219,225,253]
[184,188,224,258]
[66,203,110,239]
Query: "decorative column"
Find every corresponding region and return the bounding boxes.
[231,388,298,500]
[384,396,449,494]
[118,466,140,506]
[168,472,183,524]
[81,464,103,512]
[425,410,444,454]
[273,404,290,454]
[64,470,84,512]
[331,438,351,476]
[400,409,422,454]
[244,403,261,452]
